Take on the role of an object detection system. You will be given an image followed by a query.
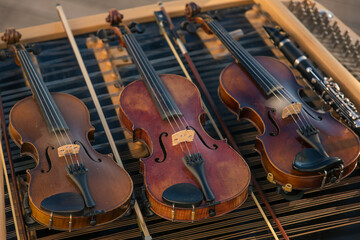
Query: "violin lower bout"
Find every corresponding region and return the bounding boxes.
[119,74,251,221]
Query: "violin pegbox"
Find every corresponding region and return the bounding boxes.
[182,2,212,35]
[0,28,41,63]
[0,28,21,61]
[100,9,145,48]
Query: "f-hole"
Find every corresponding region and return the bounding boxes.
[42,146,54,173]
[74,140,102,162]
[268,109,280,136]
[186,126,218,150]
[155,132,168,163]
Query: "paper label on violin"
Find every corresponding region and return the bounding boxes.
[172,130,195,146]
[58,144,80,157]
[282,103,302,119]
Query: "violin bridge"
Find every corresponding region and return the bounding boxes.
[282,103,302,119]
[58,144,80,157]
[172,130,195,146]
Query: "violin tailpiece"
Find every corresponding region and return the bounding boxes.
[182,153,215,202]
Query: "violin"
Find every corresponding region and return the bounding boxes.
[2,28,133,231]
[105,10,250,222]
[185,2,360,196]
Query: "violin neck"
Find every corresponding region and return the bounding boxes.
[205,18,283,96]
[122,31,183,120]
[16,47,69,133]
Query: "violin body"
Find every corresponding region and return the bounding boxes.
[219,56,360,190]
[119,74,250,221]
[9,92,133,230]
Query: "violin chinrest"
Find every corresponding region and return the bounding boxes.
[293,148,343,172]
[40,192,85,216]
[162,183,203,208]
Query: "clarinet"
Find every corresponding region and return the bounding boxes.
[264,25,360,134]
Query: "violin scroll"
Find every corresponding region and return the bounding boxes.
[1,28,21,45]
[101,10,145,48]
[183,2,213,35]
[185,2,201,19]
[105,9,124,26]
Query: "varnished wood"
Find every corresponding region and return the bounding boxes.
[9,93,133,230]
[219,57,360,189]
[119,74,250,221]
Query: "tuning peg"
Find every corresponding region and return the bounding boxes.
[180,21,197,34]
[26,43,41,55]
[128,22,145,34]
[97,28,118,43]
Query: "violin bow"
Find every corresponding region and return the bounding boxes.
[0,93,25,239]
[0,119,6,240]
[56,5,152,239]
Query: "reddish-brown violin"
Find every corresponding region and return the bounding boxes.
[2,28,133,230]
[105,10,250,221]
[186,2,360,197]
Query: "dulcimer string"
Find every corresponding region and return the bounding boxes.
[210,20,314,129]
[17,48,82,167]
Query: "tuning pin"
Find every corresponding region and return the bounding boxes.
[128,22,145,34]
[180,21,197,34]
[26,43,41,55]
[288,0,295,11]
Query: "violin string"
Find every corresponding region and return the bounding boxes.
[124,33,199,157]
[123,33,192,156]
[23,50,85,166]
[17,49,75,167]
[19,49,84,166]
[129,32,203,157]
[209,20,311,130]
[218,21,315,129]
[19,49,78,167]
[124,33,202,156]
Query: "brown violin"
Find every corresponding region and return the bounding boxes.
[186,2,360,198]
[2,28,133,230]
[105,10,250,222]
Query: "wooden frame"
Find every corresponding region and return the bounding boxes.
[0,0,253,49]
